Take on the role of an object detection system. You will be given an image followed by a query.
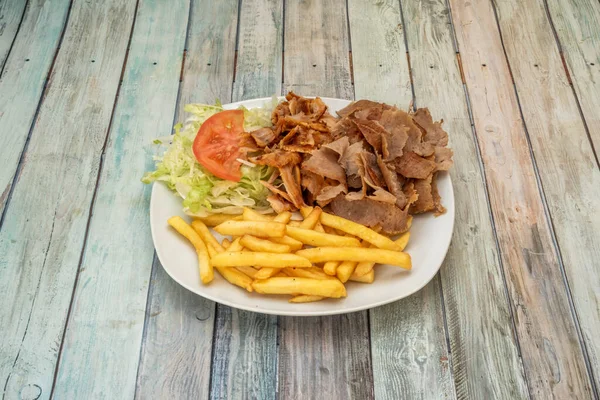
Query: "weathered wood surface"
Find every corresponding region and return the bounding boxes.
[493,0,600,393]
[209,1,282,399]
[279,1,373,399]
[0,0,137,398]
[449,0,594,398]
[400,0,530,398]
[51,0,189,398]
[0,0,26,70]
[0,0,70,217]
[347,1,455,399]
[135,0,239,398]
[546,0,600,155]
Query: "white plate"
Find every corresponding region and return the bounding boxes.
[150,97,455,316]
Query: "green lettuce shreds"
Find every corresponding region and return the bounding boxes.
[142,100,279,216]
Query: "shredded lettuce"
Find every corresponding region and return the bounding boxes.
[142,99,279,216]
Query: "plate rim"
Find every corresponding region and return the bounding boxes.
[150,97,455,316]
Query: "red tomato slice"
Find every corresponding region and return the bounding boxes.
[193,110,245,182]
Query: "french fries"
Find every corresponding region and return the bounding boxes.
[240,235,291,253]
[168,200,414,303]
[211,251,312,268]
[320,211,401,251]
[214,220,286,238]
[168,216,213,284]
[296,247,412,269]
[194,213,242,226]
[285,226,361,247]
[252,277,347,298]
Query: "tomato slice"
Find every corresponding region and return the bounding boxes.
[193,110,245,182]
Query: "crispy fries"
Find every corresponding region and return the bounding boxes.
[299,207,322,229]
[195,213,242,226]
[216,266,253,291]
[283,267,335,280]
[289,294,325,303]
[273,211,292,224]
[191,220,225,252]
[168,216,213,284]
[211,251,312,268]
[214,220,286,238]
[300,206,326,232]
[350,269,375,283]
[323,261,339,276]
[255,267,280,279]
[242,207,274,222]
[336,261,358,283]
[270,236,303,251]
[396,231,410,251]
[296,247,411,269]
[221,238,231,248]
[240,235,291,253]
[286,226,361,247]
[320,211,401,251]
[236,266,259,279]
[252,277,347,298]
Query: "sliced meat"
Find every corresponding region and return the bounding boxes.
[377,154,408,209]
[360,151,386,189]
[431,174,446,215]
[413,108,449,146]
[337,100,386,118]
[271,102,290,124]
[434,146,454,171]
[368,189,397,204]
[260,180,293,203]
[250,127,278,147]
[402,180,419,207]
[352,118,389,154]
[238,132,260,154]
[280,125,316,153]
[339,141,365,188]
[250,150,302,168]
[301,170,325,204]
[330,195,411,235]
[302,148,346,184]
[320,112,339,131]
[316,184,347,207]
[378,109,410,160]
[394,151,436,179]
[354,105,384,121]
[308,97,328,119]
[280,165,305,208]
[267,194,294,213]
[331,117,362,143]
[410,174,435,214]
[323,136,349,158]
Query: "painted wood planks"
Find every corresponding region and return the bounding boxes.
[135,0,239,398]
[0,0,70,217]
[347,1,455,398]
[546,0,600,154]
[449,0,594,397]
[51,0,190,398]
[279,1,373,399]
[492,0,600,393]
[209,1,282,399]
[0,0,137,397]
[400,0,531,397]
[0,0,26,70]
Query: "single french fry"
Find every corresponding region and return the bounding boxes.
[240,235,291,253]
[252,277,347,298]
[289,294,325,303]
[274,211,292,224]
[214,220,286,238]
[195,213,243,226]
[395,231,410,251]
[221,238,231,248]
[215,267,253,291]
[255,267,280,279]
[271,236,303,251]
[286,226,361,247]
[323,261,340,276]
[168,216,214,284]
[299,207,322,229]
[349,269,375,283]
[296,247,411,269]
[320,212,401,251]
[274,272,288,277]
[287,220,302,227]
[353,260,375,277]
[228,237,244,252]
[336,260,358,283]
[236,266,258,278]
[191,220,225,253]
[283,267,335,280]
[242,207,275,222]
[211,251,311,268]
[300,206,326,232]
[206,243,217,259]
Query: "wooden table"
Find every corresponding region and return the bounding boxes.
[1,0,599,398]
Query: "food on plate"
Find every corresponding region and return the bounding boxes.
[143,93,452,233]
[213,220,286,238]
[166,206,413,302]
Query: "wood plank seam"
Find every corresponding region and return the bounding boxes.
[540,0,599,168]
[207,305,221,399]
[0,0,75,231]
[442,0,534,396]
[486,0,599,394]
[47,0,142,396]
[0,0,28,74]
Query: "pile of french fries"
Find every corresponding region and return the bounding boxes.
[167,206,412,303]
